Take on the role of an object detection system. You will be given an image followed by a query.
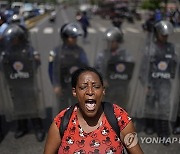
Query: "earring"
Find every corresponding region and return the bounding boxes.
[103,91,105,95]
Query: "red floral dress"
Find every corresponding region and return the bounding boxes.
[54,104,131,154]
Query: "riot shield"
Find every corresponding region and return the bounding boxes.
[131,40,180,121]
[1,49,46,121]
[94,35,140,112]
[105,58,135,110]
[52,46,88,113]
[106,60,135,81]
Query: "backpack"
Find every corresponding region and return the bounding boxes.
[59,101,120,139]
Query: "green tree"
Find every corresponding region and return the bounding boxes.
[141,0,161,10]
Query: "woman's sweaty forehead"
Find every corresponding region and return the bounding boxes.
[78,72,101,84]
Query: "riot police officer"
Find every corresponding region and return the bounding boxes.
[48,22,89,113]
[94,27,134,110]
[0,24,46,142]
[134,20,179,145]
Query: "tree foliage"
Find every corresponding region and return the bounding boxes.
[141,0,162,10]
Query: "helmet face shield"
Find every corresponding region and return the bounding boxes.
[155,21,174,36]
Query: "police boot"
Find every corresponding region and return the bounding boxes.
[32,118,45,142]
[14,119,28,139]
[144,118,155,135]
[156,120,170,146]
[173,116,180,135]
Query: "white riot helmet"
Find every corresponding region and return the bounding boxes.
[154,20,174,36]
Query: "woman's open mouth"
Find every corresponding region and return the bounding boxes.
[85,99,96,111]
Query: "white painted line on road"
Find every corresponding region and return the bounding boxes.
[43,27,54,34]
[125,27,140,33]
[88,28,96,33]
[30,27,39,33]
[93,22,107,32]
[99,27,107,32]
[174,28,180,32]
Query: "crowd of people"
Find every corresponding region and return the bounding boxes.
[1,4,180,153]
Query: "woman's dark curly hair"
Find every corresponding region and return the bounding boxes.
[71,67,104,88]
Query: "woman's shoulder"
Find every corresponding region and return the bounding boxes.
[112,104,129,114]
[112,104,132,131]
[54,107,71,128]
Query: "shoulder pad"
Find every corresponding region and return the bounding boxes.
[49,50,56,56]
[49,50,56,62]
[33,51,39,56]
[1,51,6,56]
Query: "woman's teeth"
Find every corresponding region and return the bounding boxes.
[85,100,96,111]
